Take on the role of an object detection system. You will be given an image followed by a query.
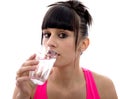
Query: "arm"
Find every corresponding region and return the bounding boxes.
[13,87,30,99]
[13,86,36,99]
[12,54,38,99]
[93,72,118,99]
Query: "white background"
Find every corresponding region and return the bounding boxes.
[0,0,120,98]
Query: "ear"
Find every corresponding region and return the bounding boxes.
[77,37,90,53]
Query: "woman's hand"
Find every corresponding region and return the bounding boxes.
[13,54,39,99]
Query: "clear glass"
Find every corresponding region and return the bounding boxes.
[29,46,57,85]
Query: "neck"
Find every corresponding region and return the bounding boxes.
[49,63,84,88]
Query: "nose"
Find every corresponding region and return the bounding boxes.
[46,35,57,48]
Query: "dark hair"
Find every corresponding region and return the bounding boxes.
[41,0,92,49]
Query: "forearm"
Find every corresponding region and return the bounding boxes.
[15,92,30,99]
[13,87,31,99]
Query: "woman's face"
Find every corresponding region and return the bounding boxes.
[42,28,79,67]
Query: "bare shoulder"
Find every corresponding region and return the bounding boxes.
[92,71,118,99]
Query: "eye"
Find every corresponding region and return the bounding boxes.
[42,32,51,38]
[58,33,68,38]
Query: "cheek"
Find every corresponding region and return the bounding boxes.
[42,39,48,48]
[64,40,75,52]
[42,38,46,44]
[62,40,76,58]
[54,40,76,66]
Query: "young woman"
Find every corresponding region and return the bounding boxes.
[13,0,118,99]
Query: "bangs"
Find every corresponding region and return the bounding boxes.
[42,6,74,31]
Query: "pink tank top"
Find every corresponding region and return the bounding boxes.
[34,68,100,99]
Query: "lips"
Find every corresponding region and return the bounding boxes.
[46,50,59,58]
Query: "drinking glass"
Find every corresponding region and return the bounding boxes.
[29,46,56,85]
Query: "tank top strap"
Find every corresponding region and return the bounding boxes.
[82,68,100,99]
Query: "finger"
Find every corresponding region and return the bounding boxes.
[16,76,30,86]
[27,54,36,60]
[17,66,37,77]
[36,70,42,79]
[22,60,39,67]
